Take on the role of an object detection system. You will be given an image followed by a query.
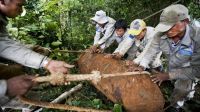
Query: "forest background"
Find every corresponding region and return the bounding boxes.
[7,0,200,111]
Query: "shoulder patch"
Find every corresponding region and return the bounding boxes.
[96,27,101,32]
[178,46,193,56]
[129,34,135,39]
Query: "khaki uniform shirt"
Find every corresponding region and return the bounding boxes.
[0,13,46,101]
[93,17,116,49]
[114,27,162,68]
[139,23,200,80]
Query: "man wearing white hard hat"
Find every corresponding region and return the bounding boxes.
[90,10,116,53]
[134,4,200,110]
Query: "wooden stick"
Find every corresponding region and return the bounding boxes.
[52,84,82,103]
[33,71,150,84]
[31,84,83,112]
[53,50,88,53]
[19,96,111,112]
[0,62,8,66]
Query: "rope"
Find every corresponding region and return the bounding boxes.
[143,0,181,20]
[33,71,151,85]
[53,50,88,53]
[19,96,111,112]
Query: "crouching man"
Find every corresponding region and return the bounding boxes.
[107,19,162,71]
[133,4,200,111]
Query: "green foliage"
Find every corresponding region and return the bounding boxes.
[188,2,200,19]
[113,104,123,112]
[9,0,183,53]
[31,82,114,111]
[8,0,200,111]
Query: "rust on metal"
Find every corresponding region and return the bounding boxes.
[78,52,165,112]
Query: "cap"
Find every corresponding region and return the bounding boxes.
[128,19,146,35]
[155,4,189,32]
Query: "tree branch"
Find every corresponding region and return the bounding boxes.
[31,84,83,112]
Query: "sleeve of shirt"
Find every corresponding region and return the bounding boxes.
[138,32,162,68]
[104,34,116,49]
[134,30,156,65]
[168,66,200,80]
[133,39,151,65]
[97,24,115,45]
[0,36,46,69]
[93,26,101,45]
[134,47,147,65]
[151,51,162,68]
[113,37,135,56]
[0,80,7,97]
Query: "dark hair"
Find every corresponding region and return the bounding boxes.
[114,19,127,30]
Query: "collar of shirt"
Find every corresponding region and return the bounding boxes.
[180,25,192,47]
[171,40,180,49]
[115,32,122,38]
[135,39,141,47]
[136,27,154,46]
[114,32,126,43]
[96,22,109,33]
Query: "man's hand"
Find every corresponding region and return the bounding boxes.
[89,44,99,53]
[105,53,122,59]
[133,66,145,72]
[113,53,123,59]
[150,72,169,86]
[89,44,104,54]
[125,60,135,66]
[7,75,36,97]
[45,60,74,74]
[104,54,113,58]
[125,60,144,72]
[125,60,140,72]
[96,48,104,53]
[127,66,144,72]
